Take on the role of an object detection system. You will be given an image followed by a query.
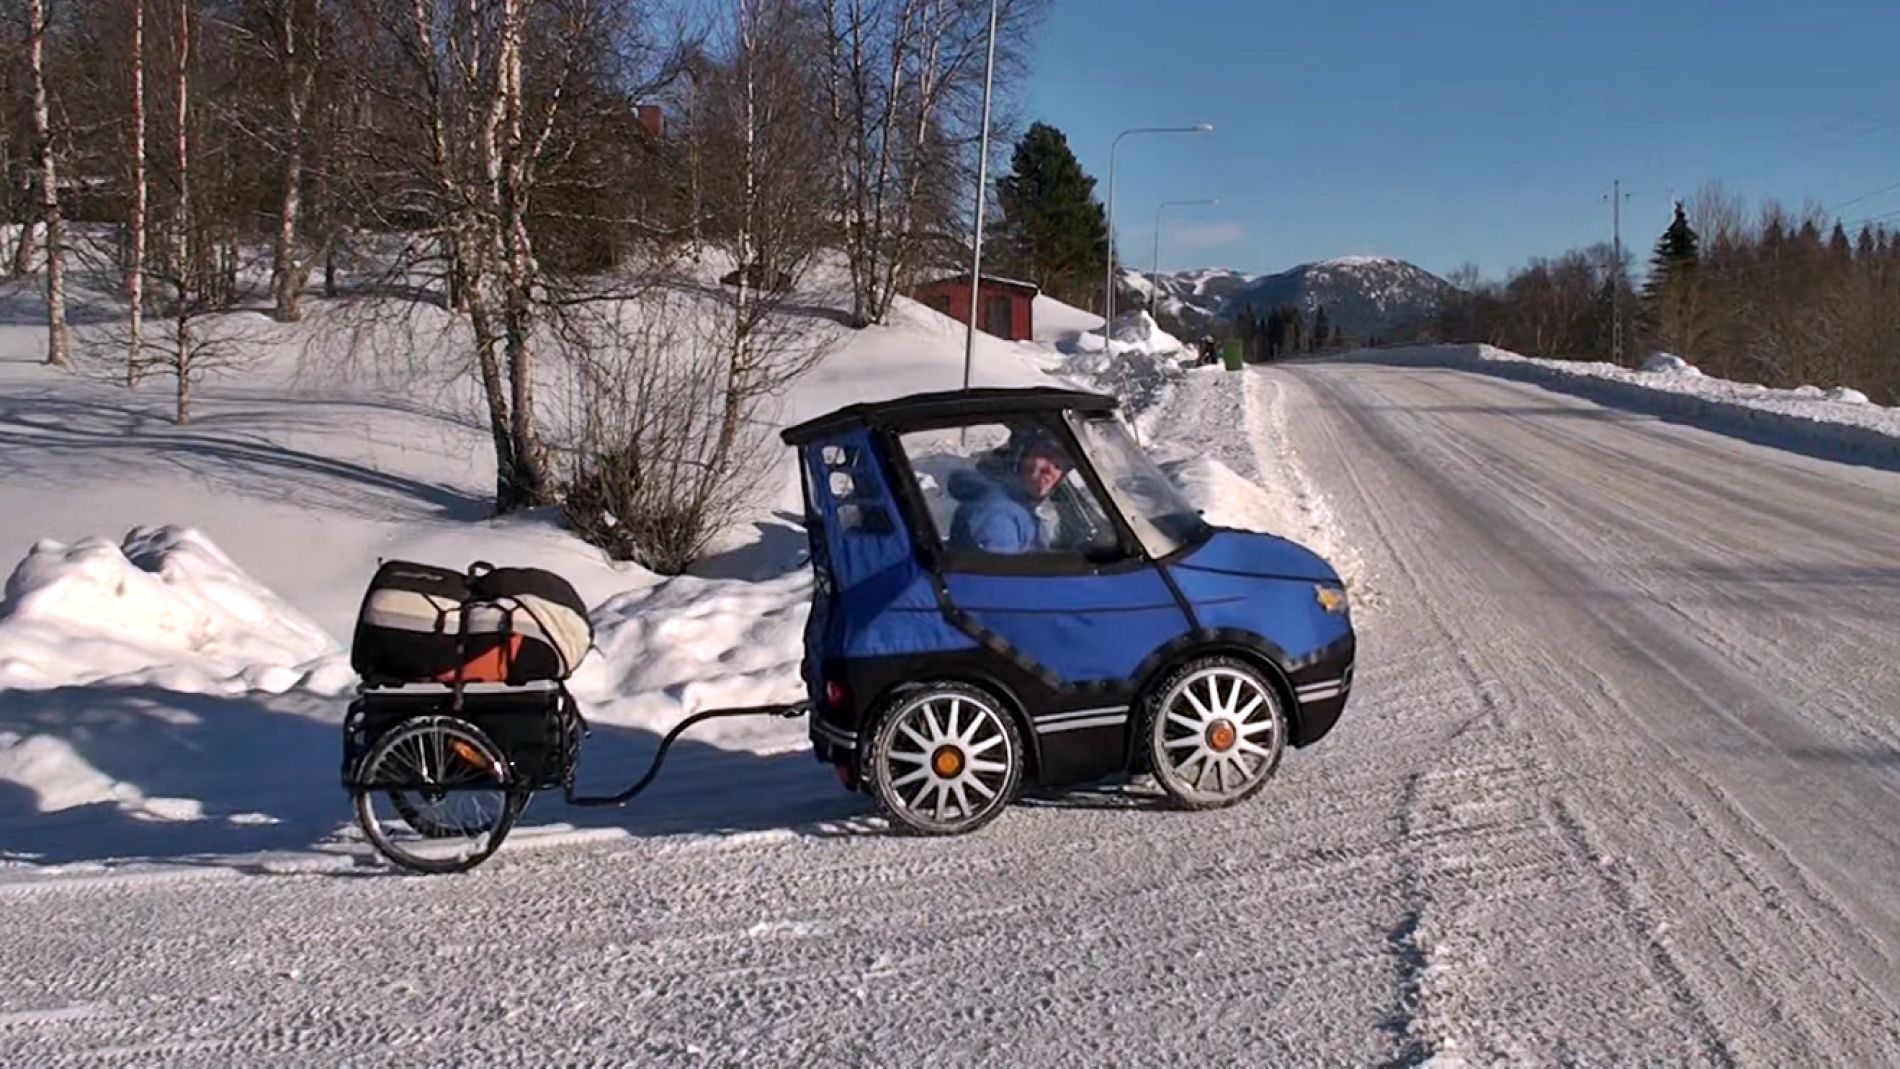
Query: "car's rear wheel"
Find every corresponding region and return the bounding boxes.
[865,683,1023,835]
[1144,657,1286,809]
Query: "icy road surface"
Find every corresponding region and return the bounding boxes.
[4,363,1900,1066]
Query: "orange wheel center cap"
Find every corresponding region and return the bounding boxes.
[1206,720,1237,753]
[932,746,965,778]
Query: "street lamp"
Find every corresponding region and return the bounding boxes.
[1150,197,1219,321]
[1104,123,1212,339]
[960,0,1001,391]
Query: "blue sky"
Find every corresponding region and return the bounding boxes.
[1020,0,1900,280]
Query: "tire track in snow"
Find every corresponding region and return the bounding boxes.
[1287,361,1900,1064]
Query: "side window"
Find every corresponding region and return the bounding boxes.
[898,421,1122,560]
[817,442,890,534]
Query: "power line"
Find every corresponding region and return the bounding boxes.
[1847,204,1900,228]
[1825,178,1900,214]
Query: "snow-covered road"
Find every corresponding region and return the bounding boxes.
[4,362,1898,1066]
[1284,360,1900,1064]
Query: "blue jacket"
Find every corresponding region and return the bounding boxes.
[946,469,1045,554]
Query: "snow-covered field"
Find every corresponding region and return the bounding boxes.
[3,271,1899,1064]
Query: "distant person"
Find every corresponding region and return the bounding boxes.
[946,431,1072,554]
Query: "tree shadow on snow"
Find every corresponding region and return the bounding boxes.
[0,684,884,874]
[0,686,350,868]
[689,515,810,581]
[0,282,128,328]
[542,720,868,841]
[0,394,488,521]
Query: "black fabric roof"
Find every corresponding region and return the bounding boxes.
[781,386,1120,444]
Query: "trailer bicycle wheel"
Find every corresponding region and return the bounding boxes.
[353,715,525,873]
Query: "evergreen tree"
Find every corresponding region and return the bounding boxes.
[1829,220,1852,264]
[991,122,1109,309]
[1313,305,1331,351]
[1642,201,1706,358]
[1644,201,1700,296]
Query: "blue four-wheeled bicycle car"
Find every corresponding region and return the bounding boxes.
[783,386,1356,834]
[342,387,1355,871]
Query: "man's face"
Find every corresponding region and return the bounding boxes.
[1019,451,1066,501]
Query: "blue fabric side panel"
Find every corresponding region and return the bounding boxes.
[944,569,1188,685]
[963,604,1185,683]
[829,427,912,592]
[799,443,838,706]
[1166,566,1351,664]
[945,569,1181,613]
[808,428,977,661]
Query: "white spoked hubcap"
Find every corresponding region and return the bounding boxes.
[1153,665,1283,804]
[878,691,1015,831]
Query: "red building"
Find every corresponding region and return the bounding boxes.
[912,274,1038,341]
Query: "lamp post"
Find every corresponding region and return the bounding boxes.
[1150,197,1219,321]
[959,0,1000,391]
[1104,123,1212,340]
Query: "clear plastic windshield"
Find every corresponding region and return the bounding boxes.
[1066,413,1209,558]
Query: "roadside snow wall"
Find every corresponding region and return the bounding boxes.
[1357,344,1900,470]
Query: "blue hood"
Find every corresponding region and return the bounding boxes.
[1171,528,1339,584]
[947,468,1002,502]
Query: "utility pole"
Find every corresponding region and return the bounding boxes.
[1151,197,1219,315]
[959,0,999,391]
[1606,179,1630,366]
[1103,124,1213,336]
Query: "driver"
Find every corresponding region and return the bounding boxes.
[945,429,1072,554]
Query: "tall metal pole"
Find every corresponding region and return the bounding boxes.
[1608,178,1628,366]
[959,0,1000,391]
[1151,197,1219,318]
[1613,178,1622,366]
[1103,124,1213,345]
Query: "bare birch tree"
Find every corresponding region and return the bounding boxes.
[127,0,147,385]
[28,0,70,368]
[816,0,1039,328]
[266,0,320,321]
[170,0,191,420]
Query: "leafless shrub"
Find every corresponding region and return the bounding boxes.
[556,296,780,575]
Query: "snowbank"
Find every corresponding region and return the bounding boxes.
[569,571,811,754]
[1032,294,1104,346]
[0,526,350,695]
[1107,309,1186,355]
[1358,344,1900,469]
[1640,352,1703,376]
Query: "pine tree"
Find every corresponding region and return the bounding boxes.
[1828,220,1852,265]
[991,122,1109,308]
[1645,201,1700,293]
[1642,201,1705,359]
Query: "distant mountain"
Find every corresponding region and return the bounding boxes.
[1221,256,1457,341]
[1122,268,1258,334]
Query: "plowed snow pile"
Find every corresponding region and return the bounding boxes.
[0,526,349,694]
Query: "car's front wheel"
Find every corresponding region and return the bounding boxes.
[1143,657,1287,809]
[865,683,1023,835]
